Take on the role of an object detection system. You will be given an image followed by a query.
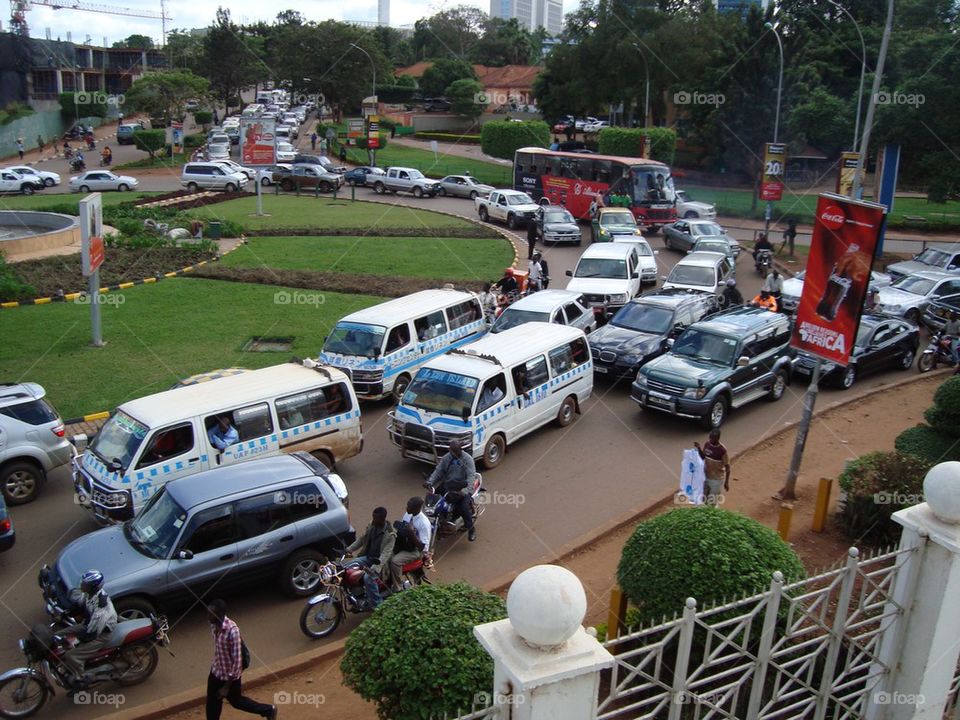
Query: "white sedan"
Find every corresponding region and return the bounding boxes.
[6,165,60,187]
[583,120,609,133]
[259,163,292,186]
[276,142,296,162]
[214,159,256,180]
[207,142,231,160]
[69,171,139,193]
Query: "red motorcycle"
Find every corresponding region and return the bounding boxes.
[0,616,169,717]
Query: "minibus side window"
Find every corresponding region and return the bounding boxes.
[514,356,548,393]
[276,383,352,429]
[549,338,589,375]
[385,324,411,353]
[476,373,507,412]
[414,311,448,341]
[137,423,195,468]
[446,300,482,330]
[232,403,274,442]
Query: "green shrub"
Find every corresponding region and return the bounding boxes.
[415,132,481,143]
[396,125,415,136]
[59,92,106,119]
[617,507,804,624]
[133,129,167,159]
[480,120,550,160]
[0,254,37,302]
[184,133,205,148]
[837,451,932,546]
[895,425,960,465]
[193,110,212,125]
[0,102,35,126]
[597,127,678,165]
[924,376,960,436]
[341,582,505,720]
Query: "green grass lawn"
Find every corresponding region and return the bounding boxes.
[221,235,514,281]
[0,278,379,417]
[115,151,192,170]
[189,195,477,231]
[0,191,160,211]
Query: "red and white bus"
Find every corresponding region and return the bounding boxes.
[513,147,677,230]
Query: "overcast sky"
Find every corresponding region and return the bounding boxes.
[23,0,577,49]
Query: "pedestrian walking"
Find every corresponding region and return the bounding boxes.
[339,144,347,163]
[390,124,396,138]
[320,137,327,155]
[53,139,59,157]
[781,218,797,257]
[694,429,730,506]
[526,214,539,259]
[36,135,44,154]
[16,138,24,160]
[205,599,276,720]
[310,132,317,151]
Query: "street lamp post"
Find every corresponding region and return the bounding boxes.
[826,0,866,152]
[630,43,650,127]
[762,22,784,243]
[349,43,377,165]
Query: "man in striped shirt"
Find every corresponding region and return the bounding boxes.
[206,599,276,720]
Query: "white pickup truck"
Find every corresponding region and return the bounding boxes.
[475,189,540,229]
[371,166,442,198]
[0,169,43,195]
[675,190,717,220]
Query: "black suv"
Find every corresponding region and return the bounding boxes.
[424,98,451,112]
[589,291,718,380]
[631,306,794,428]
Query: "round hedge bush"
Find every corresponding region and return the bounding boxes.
[924,376,960,437]
[616,508,804,623]
[341,581,506,720]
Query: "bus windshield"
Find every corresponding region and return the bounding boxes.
[628,165,675,204]
[402,368,479,416]
[323,322,385,358]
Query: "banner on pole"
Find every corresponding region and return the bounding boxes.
[836,151,860,196]
[790,193,887,366]
[367,115,380,149]
[240,117,277,166]
[79,193,104,277]
[760,142,787,201]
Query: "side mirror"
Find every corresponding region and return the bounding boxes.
[177,549,194,560]
[654,250,659,255]
[461,406,470,421]
[666,338,675,348]
[631,271,640,279]
[107,460,123,473]
[737,356,750,367]
[566,269,573,277]
[374,347,381,359]
[660,275,668,281]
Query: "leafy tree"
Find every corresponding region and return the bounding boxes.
[413,6,487,59]
[59,92,106,119]
[447,78,485,118]
[123,71,209,126]
[473,18,536,66]
[420,58,477,97]
[202,8,263,110]
[132,129,166,160]
[393,74,417,88]
[113,34,153,49]
[165,30,205,73]
[341,582,505,720]
[481,120,550,159]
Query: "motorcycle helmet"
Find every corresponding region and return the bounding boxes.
[726,278,737,287]
[80,569,104,595]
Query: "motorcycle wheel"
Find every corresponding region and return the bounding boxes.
[918,353,936,373]
[115,643,159,686]
[299,597,342,639]
[0,673,48,718]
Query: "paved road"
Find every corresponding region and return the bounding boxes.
[0,183,924,717]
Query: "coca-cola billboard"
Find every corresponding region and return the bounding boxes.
[791,193,887,365]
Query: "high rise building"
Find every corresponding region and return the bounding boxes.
[713,0,768,15]
[378,0,389,26]
[490,0,562,36]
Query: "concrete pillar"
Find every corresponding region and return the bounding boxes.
[874,462,960,720]
[474,565,614,720]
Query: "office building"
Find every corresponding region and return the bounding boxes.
[714,0,768,15]
[378,0,389,26]
[490,0,562,36]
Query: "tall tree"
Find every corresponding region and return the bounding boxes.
[123,70,209,122]
[413,6,487,59]
[113,34,153,49]
[202,8,262,109]
[420,58,477,96]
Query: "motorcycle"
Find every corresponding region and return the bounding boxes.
[918,331,957,373]
[69,158,85,172]
[62,147,74,160]
[755,249,773,276]
[0,616,170,717]
[299,554,428,639]
[423,472,486,554]
[99,155,112,167]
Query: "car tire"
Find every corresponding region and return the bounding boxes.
[225,183,237,192]
[684,211,698,219]
[311,450,335,469]
[1,461,44,505]
[78,185,89,193]
[260,176,271,186]
[507,214,517,229]
[899,348,915,370]
[374,182,386,195]
[392,374,411,403]
[439,187,447,196]
[320,181,332,193]
[413,186,423,198]
[44,177,55,187]
[479,206,489,222]
[21,184,34,195]
[905,308,919,324]
[282,549,326,597]
[649,225,661,234]
[838,365,856,390]
[280,180,292,192]
[114,596,158,621]
[768,370,788,399]
[186,182,198,193]
[702,396,728,429]
[118,183,129,192]
[481,434,506,470]
[664,235,673,250]
[469,190,478,200]
[556,395,577,427]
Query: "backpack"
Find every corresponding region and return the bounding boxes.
[240,636,250,670]
[393,520,423,553]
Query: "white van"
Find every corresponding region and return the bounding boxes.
[318,289,487,401]
[388,323,593,468]
[72,361,362,523]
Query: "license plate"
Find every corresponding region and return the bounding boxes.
[648,390,672,400]
[648,396,674,409]
[594,366,608,373]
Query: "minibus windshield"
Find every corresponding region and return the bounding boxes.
[89,410,148,471]
[402,368,479,416]
[323,322,386,358]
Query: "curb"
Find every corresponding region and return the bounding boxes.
[103,367,953,720]
[0,241,241,310]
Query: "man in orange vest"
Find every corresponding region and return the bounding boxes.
[750,289,779,312]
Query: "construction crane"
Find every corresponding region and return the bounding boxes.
[10,0,170,43]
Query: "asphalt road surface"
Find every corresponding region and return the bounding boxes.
[0,185,922,718]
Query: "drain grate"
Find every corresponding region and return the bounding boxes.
[243,336,294,352]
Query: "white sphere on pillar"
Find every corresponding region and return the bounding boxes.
[923,462,960,524]
[507,565,587,648]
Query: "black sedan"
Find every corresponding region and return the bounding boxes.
[792,314,919,389]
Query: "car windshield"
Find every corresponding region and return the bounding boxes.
[402,368,479,416]
[672,329,738,366]
[508,193,535,206]
[407,170,425,180]
[855,324,875,349]
[575,258,628,279]
[915,249,950,268]
[694,241,728,254]
[323,322,385,358]
[667,264,715,287]
[543,209,575,224]
[691,222,723,237]
[601,211,637,228]
[125,488,187,559]
[89,410,148,471]
[491,309,550,333]
[627,241,653,256]
[611,303,674,334]
[892,276,935,296]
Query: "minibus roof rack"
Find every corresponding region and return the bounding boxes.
[449,348,502,366]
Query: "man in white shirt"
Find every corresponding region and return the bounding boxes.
[762,269,784,296]
[390,497,433,588]
[528,252,544,292]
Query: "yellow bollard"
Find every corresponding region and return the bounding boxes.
[607,586,629,642]
[777,504,794,541]
[812,477,833,533]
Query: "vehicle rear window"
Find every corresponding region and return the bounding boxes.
[0,398,58,425]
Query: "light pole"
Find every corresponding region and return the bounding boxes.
[630,43,650,127]
[350,43,377,165]
[762,21,784,243]
[826,0,866,151]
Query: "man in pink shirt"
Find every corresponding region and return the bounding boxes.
[206,599,276,720]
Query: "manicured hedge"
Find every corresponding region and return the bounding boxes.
[415,132,481,143]
[480,120,550,160]
[597,127,678,166]
[193,110,213,125]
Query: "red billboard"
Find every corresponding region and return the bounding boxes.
[790,193,887,365]
[240,118,276,166]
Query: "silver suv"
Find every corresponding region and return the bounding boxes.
[0,383,74,504]
[40,452,354,618]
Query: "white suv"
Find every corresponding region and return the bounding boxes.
[181,162,248,192]
[0,383,74,505]
[565,243,643,319]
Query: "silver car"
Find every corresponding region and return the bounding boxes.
[39,453,355,619]
[438,174,494,200]
[491,290,596,334]
[875,271,960,323]
[664,219,739,256]
[885,244,960,283]
[0,383,74,504]
[780,269,892,314]
[68,171,139,193]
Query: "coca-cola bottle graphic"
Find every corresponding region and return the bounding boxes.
[816,243,860,321]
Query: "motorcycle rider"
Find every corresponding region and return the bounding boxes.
[426,439,477,541]
[477,282,497,322]
[345,507,396,610]
[944,311,960,366]
[493,267,519,297]
[750,289,779,312]
[753,233,773,268]
[61,569,118,684]
[762,269,784,305]
[864,286,880,313]
[720,278,743,309]
[390,496,431,586]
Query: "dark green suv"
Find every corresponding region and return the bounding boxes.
[631,307,794,428]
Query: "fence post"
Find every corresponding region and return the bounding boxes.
[868,462,960,720]
[812,478,833,532]
[474,565,614,720]
[813,547,860,720]
[745,571,785,718]
[667,598,697,720]
[606,586,629,642]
